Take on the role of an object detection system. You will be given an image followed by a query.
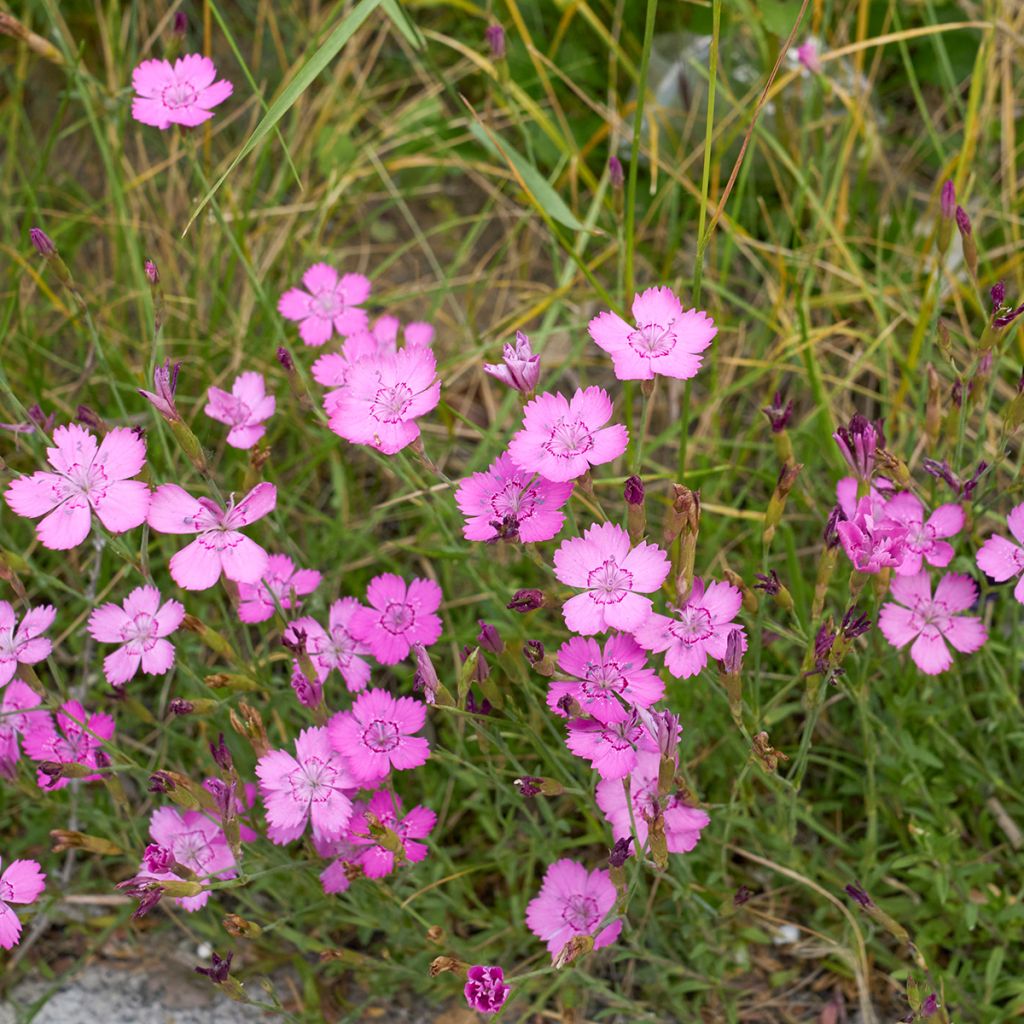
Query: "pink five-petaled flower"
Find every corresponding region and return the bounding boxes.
[565,701,653,780]
[277,263,371,347]
[525,859,622,960]
[878,572,987,675]
[464,965,510,1016]
[255,726,355,845]
[882,492,963,576]
[0,857,46,950]
[327,347,441,455]
[23,700,115,790]
[547,634,664,718]
[976,503,1024,604]
[836,496,908,574]
[0,681,44,778]
[484,330,541,394]
[349,574,442,665]
[587,287,716,382]
[4,424,150,550]
[328,688,430,785]
[286,598,373,692]
[0,602,55,688]
[634,578,747,679]
[204,371,275,450]
[346,790,436,878]
[508,387,628,483]
[454,452,573,543]
[236,554,321,624]
[87,586,185,688]
[130,55,233,130]
[147,482,276,590]
[552,522,670,635]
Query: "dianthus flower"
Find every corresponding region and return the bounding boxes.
[130,55,232,129]
[87,586,185,688]
[508,387,628,483]
[565,701,652,780]
[976,502,1024,603]
[552,522,669,634]
[148,482,276,590]
[328,689,430,784]
[881,492,963,576]
[346,790,436,878]
[878,571,987,675]
[836,495,908,574]
[311,333,381,413]
[255,726,355,845]
[464,965,510,1016]
[633,578,746,679]
[204,371,275,449]
[484,330,540,393]
[0,857,46,950]
[23,700,115,790]
[454,452,573,543]
[277,263,371,346]
[236,553,321,624]
[4,424,149,550]
[0,681,43,778]
[0,602,54,688]
[286,598,373,692]
[525,859,622,959]
[587,287,716,381]
[327,347,440,455]
[349,574,442,664]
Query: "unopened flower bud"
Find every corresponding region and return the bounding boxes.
[276,347,294,371]
[833,414,883,481]
[144,258,160,285]
[30,227,56,257]
[476,620,504,654]
[991,280,1006,312]
[608,836,633,868]
[507,588,544,613]
[484,23,505,60]
[845,881,873,907]
[624,475,646,543]
[168,698,194,716]
[734,884,753,907]
[608,155,624,190]
[955,205,978,280]
[172,11,188,36]
[209,733,234,772]
[483,331,540,394]
[522,639,554,675]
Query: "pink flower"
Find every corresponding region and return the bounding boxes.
[878,572,987,675]
[634,578,746,679]
[588,287,716,381]
[360,314,435,354]
[552,522,669,634]
[148,482,276,590]
[328,688,430,784]
[130,55,233,129]
[204,371,275,449]
[138,807,237,911]
[346,790,436,878]
[454,452,573,543]
[882,493,963,576]
[4,424,150,550]
[836,476,891,520]
[23,699,115,790]
[565,701,652,779]
[314,832,365,895]
[464,965,510,1016]
[0,680,44,777]
[327,347,441,455]
[349,574,442,664]
[525,859,622,959]
[484,331,540,393]
[0,857,46,950]
[795,38,823,74]
[596,749,710,854]
[976,503,1024,603]
[255,727,355,845]
[311,333,381,408]
[87,586,185,688]
[547,634,663,718]
[277,263,371,347]
[508,387,628,483]
[0,602,55,687]
[286,598,373,692]
[236,553,321,624]
[836,496,908,574]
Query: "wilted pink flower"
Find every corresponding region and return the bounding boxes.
[836,496,908,574]
[833,414,883,481]
[0,857,46,950]
[346,790,436,878]
[0,602,54,688]
[23,700,115,790]
[634,578,746,679]
[349,574,442,664]
[588,288,716,381]
[277,263,371,347]
[508,387,628,483]
[976,503,1024,603]
[87,586,185,688]
[882,493,963,576]
[878,572,987,674]
[138,360,181,422]
[256,726,355,845]
[286,598,373,692]
[525,859,622,959]
[464,965,510,1016]
[547,634,663,718]
[148,482,276,590]
[236,553,321,624]
[327,347,440,455]
[204,371,275,449]
[0,681,44,777]
[565,701,652,779]
[484,331,540,394]
[454,452,573,543]
[130,55,232,129]
[552,522,669,634]
[5,424,150,550]
[328,688,430,784]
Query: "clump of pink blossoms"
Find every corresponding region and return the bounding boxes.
[236,553,321,624]
[346,790,436,878]
[130,55,232,130]
[0,681,43,778]
[976,502,1024,603]
[0,602,54,687]
[23,700,115,790]
[565,701,652,780]
[464,965,510,1016]
[5,424,150,550]
[349,574,442,665]
[204,371,275,450]
[286,598,373,692]
[836,496,908,574]
[0,857,46,950]
[878,492,963,576]
[278,263,371,347]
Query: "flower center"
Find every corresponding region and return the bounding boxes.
[562,893,600,932]
[490,480,536,522]
[543,416,594,458]
[669,607,714,644]
[381,602,414,635]
[174,830,215,870]
[581,658,626,695]
[222,396,252,426]
[326,628,354,666]
[586,558,633,604]
[292,756,340,804]
[370,384,414,423]
[363,719,400,753]
[162,82,198,109]
[314,290,342,318]
[122,613,158,650]
[628,321,676,357]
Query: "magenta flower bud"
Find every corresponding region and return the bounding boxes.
[276,346,295,371]
[921,994,938,1017]
[476,620,504,654]
[514,776,542,797]
[832,413,884,480]
[955,205,971,237]
[142,843,175,874]
[209,732,233,772]
[844,881,873,907]
[507,588,544,613]
[484,23,505,60]
[483,330,540,394]
[29,227,56,258]
[291,668,322,709]
[652,709,681,760]
[761,390,794,433]
[196,951,234,985]
[522,639,544,665]
[412,642,439,705]
[460,644,490,682]
[624,475,645,505]
[722,629,744,675]
[990,280,1006,311]
[464,965,510,1016]
[144,258,160,285]
[167,698,194,716]
[608,836,633,868]
[172,11,188,36]
[940,180,955,219]
[138,359,182,423]
[733,884,753,906]
[608,155,624,189]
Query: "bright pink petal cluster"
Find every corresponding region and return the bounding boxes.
[0,857,46,950]
[548,634,663,718]
[205,371,275,449]
[0,681,44,777]
[350,574,442,664]
[836,495,908,573]
[23,700,115,790]
[236,553,321,624]
[883,492,963,575]
[976,503,1024,603]
[131,55,232,129]
[278,263,371,346]
[464,965,510,1016]
[0,602,54,687]
[346,790,436,878]
[286,598,372,692]
[565,701,653,780]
